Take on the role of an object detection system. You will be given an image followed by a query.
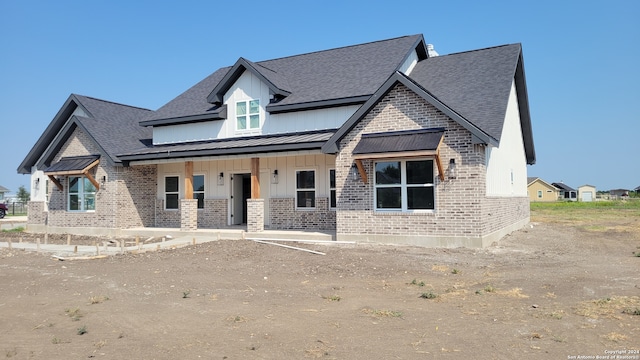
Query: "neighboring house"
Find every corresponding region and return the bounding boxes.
[551,182,578,201]
[577,184,596,202]
[527,177,558,202]
[0,185,8,202]
[635,186,640,195]
[609,189,629,198]
[552,182,577,201]
[18,34,535,248]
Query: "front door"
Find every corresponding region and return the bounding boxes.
[231,173,251,225]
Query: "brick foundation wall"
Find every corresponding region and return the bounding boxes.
[269,197,336,230]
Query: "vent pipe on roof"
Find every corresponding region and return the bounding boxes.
[427,44,439,57]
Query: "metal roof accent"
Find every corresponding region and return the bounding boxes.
[353,128,445,156]
[118,130,336,162]
[44,155,100,175]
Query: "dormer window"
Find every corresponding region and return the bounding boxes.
[236,99,260,131]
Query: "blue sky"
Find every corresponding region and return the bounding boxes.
[1,0,638,196]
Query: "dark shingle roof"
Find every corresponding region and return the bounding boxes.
[145,35,425,123]
[409,44,522,142]
[552,182,576,192]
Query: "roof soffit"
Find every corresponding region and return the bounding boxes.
[206,57,291,105]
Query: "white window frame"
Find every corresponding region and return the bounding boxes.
[235,99,261,131]
[193,174,205,210]
[68,176,96,212]
[329,168,336,210]
[164,175,180,210]
[374,158,435,212]
[296,169,316,210]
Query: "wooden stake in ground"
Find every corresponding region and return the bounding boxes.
[67,234,71,245]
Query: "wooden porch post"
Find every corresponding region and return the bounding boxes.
[185,161,193,200]
[251,157,260,199]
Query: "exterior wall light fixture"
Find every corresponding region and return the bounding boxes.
[217,172,224,186]
[271,169,279,184]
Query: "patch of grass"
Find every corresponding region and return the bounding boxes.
[5,347,17,358]
[419,291,438,299]
[483,285,496,293]
[76,325,88,335]
[602,332,627,342]
[576,296,640,319]
[633,251,640,257]
[410,279,425,287]
[622,307,640,316]
[548,310,564,320]
[51,336,61,344]
[323,295,341,301]
[1,227,25,233]
[182,290,191,299]
[227,315,248,323]
[451,268,460,274]
[65,307,83,321]
[89,295,109,304]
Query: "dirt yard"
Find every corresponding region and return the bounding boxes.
[1,207,639,359]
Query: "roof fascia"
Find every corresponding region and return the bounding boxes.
[119,141,327,163]
[322,72,496,154]
[266,96,369,114]
[531,177,556,189]
[514,49,536,165]
[35,116,116,170]
[17,95,90,174]
[139,105,227,127]
[206,58,291,105]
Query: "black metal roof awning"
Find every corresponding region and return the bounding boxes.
[44,155,101,191]
[44,155,100,175]
[351,128,446,182]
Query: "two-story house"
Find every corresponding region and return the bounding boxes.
[19,34,535,247]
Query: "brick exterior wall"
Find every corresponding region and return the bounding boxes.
[155,199,181,228]
[246,199,264,232]
[198,199,228,228]
[269,197,336,230]
[335,83,528,246]
[44,128,157,230]
[27,201,47,225]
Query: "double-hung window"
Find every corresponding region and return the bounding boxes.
[193,175,204,209]
[165,176,179,210]
[236,100,260,131]
[374,159,435,211]
[68,176,96,211]
[296,170,315,209]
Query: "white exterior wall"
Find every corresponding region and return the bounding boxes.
[267,105,359,133]
[485,80,528,196]
[152,71,360,144]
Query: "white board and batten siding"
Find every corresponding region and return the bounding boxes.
[485,80,528,197]
[156,154,336,201]
[153,71,360,145]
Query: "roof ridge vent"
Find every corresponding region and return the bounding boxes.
[427,44,439,57]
